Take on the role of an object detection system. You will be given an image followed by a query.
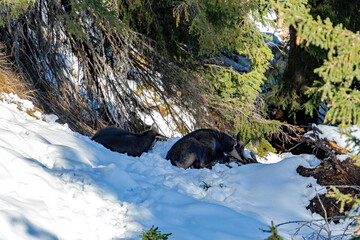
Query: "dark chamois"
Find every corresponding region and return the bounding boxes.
[92,123,167,157]
[166,129,257,169]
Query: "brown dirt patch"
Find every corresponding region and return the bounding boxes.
[297,158,360,222]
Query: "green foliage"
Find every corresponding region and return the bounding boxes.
[272,0,360,128]
[327,186,359,214]
[204,60,281,156]
[327,186,360,237]
[270,86,301,121]
[344,129,360,167]
[233,110,280,155]
[263,221,284,240]
[179,0,269,56]
[138,226,172,240]
[64,0,124,39]
[308,0,360,32]
[172,0,276,57]
[352,153,360,168]
[113,0,277,58]
[0,0,35,27]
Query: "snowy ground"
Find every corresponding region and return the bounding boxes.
[0,93,358,240]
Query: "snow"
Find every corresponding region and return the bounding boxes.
[317,125,360,154]
[0,93,358,240]
[252,11,286,43]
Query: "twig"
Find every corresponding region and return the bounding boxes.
[315,185,332,239]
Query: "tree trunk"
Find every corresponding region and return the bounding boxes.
[278,26,322,125]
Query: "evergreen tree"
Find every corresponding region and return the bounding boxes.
[270,0,360,125]
[0,0,35,27]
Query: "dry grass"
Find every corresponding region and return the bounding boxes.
[0,44,33,100]
[0,44,43,120]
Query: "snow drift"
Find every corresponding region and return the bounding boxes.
[0,93,356,240]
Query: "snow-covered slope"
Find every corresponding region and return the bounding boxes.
[0,93,355,240]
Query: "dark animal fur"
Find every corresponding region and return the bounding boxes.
[166,129,242,169]
[92,124,163,157]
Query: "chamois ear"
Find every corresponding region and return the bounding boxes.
[151,123,168,141]
[150,123,162,135]
[236,131,241,143]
